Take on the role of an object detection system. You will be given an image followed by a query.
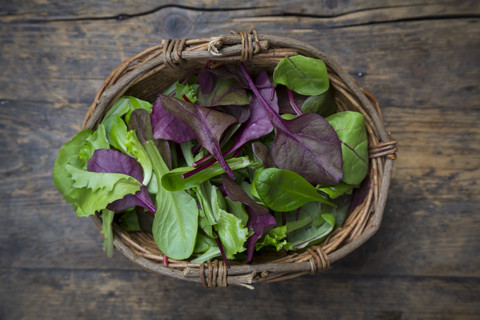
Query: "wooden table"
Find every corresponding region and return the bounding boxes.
[1,1,479,318]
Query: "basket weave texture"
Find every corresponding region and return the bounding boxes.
[82,30,397,289]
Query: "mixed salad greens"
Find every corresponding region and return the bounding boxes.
[53,55,369,265]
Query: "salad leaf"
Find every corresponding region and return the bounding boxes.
[78,124,110,168]
[197,76,250,107]
[191,233,221,263]
[273,55,329,96]
[326,111,369,186]
[158,95,238,179]
[129,108,172,170]
[221,175,276,262]
[317,182,353,200]
[65,164,142,217]
[240,63,343,185]
[161,156,251,191]
[301,90,337,117]
[225,71,278,156]
[119,210,142,232]
[87,149,156,213]
[151,95,197,143]
[53,129,142,217]
[285,202,336,249]
[101,209,115,257]
[174,82,199,103]
[198,69,216,94]
[254,168,336,212]
[104,96,152,125]
[145,141,199,260]
[211,186,248,259]
[102,115,153,185]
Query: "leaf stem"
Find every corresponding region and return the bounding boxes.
[287,88,302,115]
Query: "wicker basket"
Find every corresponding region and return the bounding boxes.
[83,30,397,289]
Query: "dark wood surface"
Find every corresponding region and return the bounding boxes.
[1,1,479,319]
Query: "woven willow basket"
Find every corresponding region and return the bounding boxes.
[83,31,397,289]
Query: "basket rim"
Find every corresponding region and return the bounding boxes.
[83,31,396,289]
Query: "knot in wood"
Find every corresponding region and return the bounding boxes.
[307,247,331,274]
[162,38,187,69]
[199,260,228,288]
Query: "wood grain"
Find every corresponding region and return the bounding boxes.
[1,269,479,319]
[1,0,479,317]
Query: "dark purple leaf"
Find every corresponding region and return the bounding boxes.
[271,113,343,185]
[87,149,156,213]
[215,105,251,124]
[159,95,238,179]
[225,71,278,156]
[209,65,249,89]
[151,95,196,143]
[240,63,343,185]
[221,175,276,262]
[198,69,215,94]
[251,141,275,168]
[348,176,371,213]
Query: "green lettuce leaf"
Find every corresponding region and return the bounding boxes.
[66,164,142,217]
[101,209,115,257]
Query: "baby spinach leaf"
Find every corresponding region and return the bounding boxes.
[158,95,238,179]
[87,149,156,213]
[301,89,337,117]
[119,210,141,232]
[240,63,343,185]
[253,168,336,212]
[221,175,276,262]
[161,156,251,191]
[145,140,199,260]
[326,111,368,186]
[191,233,221,263]
[284,202,336,249]
[273,55,329,96]
[317,182,353,200]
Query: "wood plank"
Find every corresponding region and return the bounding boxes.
[1,268,478,319]
[3,0,478,21]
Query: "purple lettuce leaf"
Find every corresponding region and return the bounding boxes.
[158,95,238,179]
[87,149,156,213]
[225,71,278,156]
[221,175,276,263]
[151,95,196,143]
[240,62,343,185]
